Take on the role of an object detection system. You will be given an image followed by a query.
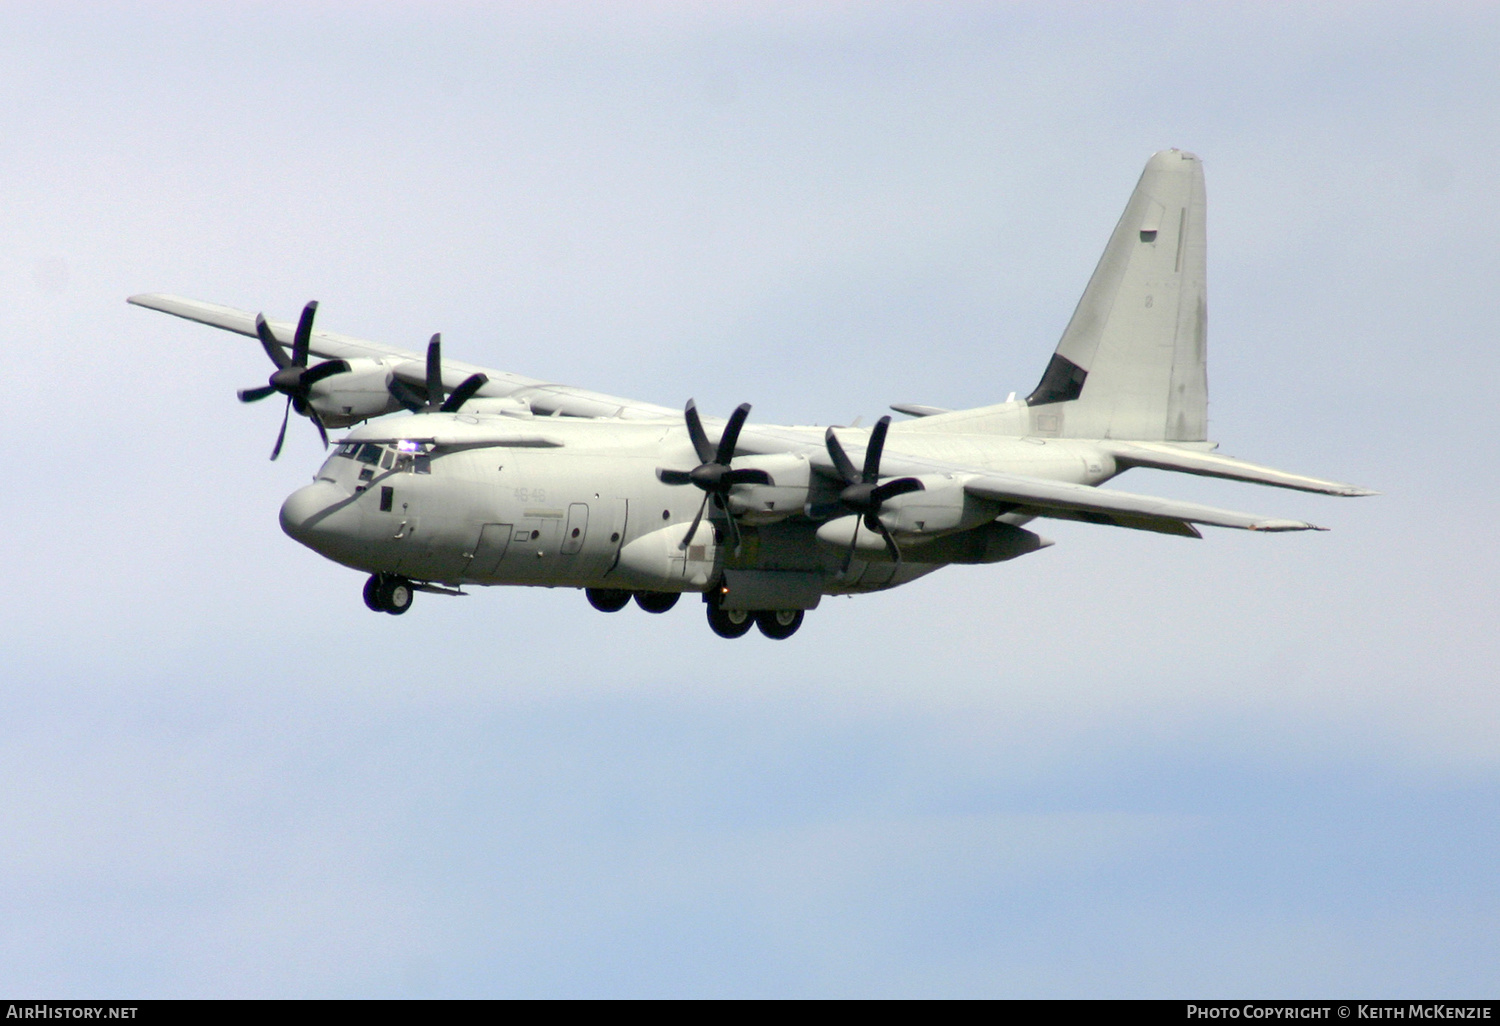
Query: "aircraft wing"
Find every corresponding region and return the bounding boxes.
[961,472,1323,537]
[734,426,1326,537]
[127,293,681,421]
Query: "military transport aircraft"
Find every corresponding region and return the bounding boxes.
[130,149,1371,640]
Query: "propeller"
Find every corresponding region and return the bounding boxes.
[657,400,772,553]
[238,301,351,460]
[824,415,924,570]
[388,333,489,414]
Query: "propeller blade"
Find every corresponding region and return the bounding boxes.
[841,518,859,575]
[862,415,891,483]
[723,504,745,556]
[684,399,715,465]
[824,428,858,485]
[388,377,426,412]
[657,468,694,485]
[873,519,902,563]
[270,397,291,460]
[870,476,924,504]
[300,358,351,389]
[307,406,330,449]
[715,403,752,466]
[680,491,711,550]
[440,373,488,413]
[238,384,277,403]
[255,313,292,370]
[291,301,318,368]
[425,334,443,409]
[720,468,773,487]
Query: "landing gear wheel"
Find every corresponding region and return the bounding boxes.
[707,603,754,639]
[587,588,633,613]
[378,576,414,615]
[755,609,804,640]
[634,591,680,614]
[363,574,384,612]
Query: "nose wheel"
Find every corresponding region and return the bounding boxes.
[363,573,414,615]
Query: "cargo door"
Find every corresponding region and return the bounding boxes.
[462,523,514,583]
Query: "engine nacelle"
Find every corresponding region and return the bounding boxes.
[307,359,396,425]
[815,515,893,555]
[816,516,1051,564]
[878,479,1003,536]
[725,453,813,524]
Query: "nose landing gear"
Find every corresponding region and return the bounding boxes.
[363,573,414,615]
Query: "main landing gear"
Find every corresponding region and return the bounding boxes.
[705,591,804,640]
[584,587,805,640]
[363,573,414,615]
[585,587,680,614]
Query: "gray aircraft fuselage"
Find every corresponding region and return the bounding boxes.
[281,412,1094,605]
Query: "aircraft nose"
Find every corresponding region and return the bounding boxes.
[279,480,348,545]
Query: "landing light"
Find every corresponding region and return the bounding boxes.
[397,439,421,453]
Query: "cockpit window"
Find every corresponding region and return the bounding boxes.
[334,442,359,458]
[355,444,382,465]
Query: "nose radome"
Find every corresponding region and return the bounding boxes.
[279,481,347,544]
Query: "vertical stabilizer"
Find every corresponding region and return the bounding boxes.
[1027,149,1208,441]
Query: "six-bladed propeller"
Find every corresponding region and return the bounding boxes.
[388,334,489,414]
[824,415,924,569]
[657,400,773,552]
[238,301,351,460]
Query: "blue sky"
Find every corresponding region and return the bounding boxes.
[1,1,1497,997]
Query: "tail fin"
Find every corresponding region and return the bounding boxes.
[1027,149,1208,442]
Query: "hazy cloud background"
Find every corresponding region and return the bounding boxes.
[1,1,1496,996]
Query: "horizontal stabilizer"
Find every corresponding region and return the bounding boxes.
[890,403,952,418]
[1106,441,1377,496]
[964,473,1325,536]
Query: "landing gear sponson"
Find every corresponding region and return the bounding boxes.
[584,586,805,640]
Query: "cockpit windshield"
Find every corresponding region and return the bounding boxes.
[331,441,432,474]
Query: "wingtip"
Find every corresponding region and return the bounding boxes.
[1249,520,1327,533]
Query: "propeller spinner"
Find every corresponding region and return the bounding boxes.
[657,400,772,552]
[238,301,350,460]
[824,415,924,570]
